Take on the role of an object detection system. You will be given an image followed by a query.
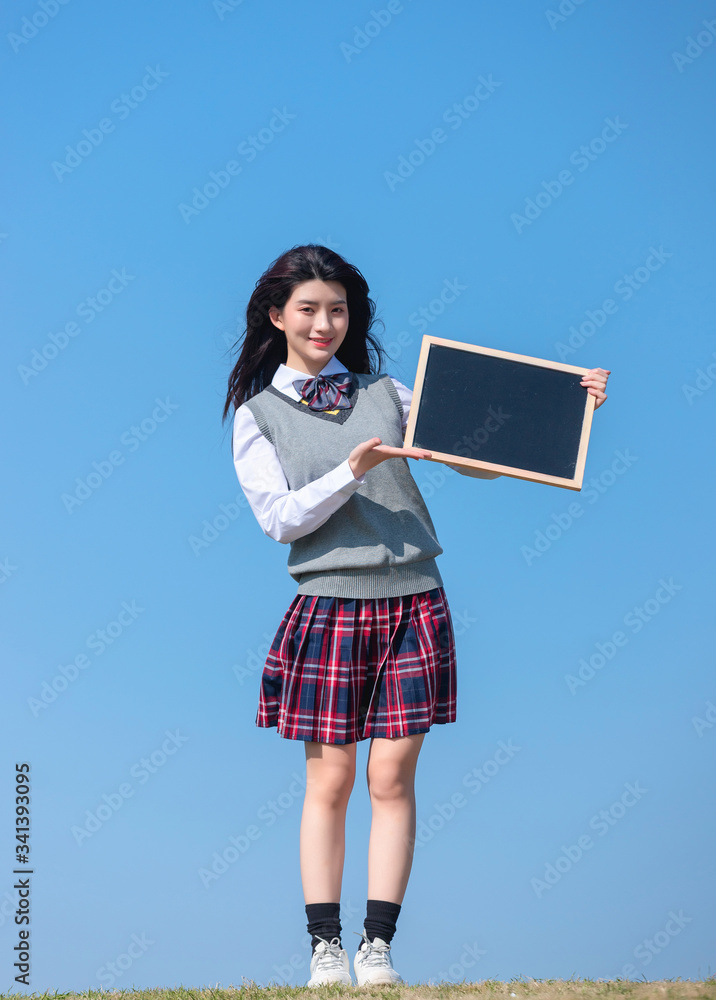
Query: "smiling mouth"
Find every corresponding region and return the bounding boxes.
[311,338,333,344]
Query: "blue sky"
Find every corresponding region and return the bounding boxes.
[2,0,715,990]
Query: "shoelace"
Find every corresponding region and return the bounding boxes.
[353,930,393,967]
[313,936,346,973]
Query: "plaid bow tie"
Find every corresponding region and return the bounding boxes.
[292,372,353,411]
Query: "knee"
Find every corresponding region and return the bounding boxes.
[367,764,413,804]
[306,761,356,808]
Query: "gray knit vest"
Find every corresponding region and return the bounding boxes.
[243,372,444,598]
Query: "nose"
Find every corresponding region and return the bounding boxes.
[313,311,332,333]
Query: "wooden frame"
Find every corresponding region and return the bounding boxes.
[403,335,597,491]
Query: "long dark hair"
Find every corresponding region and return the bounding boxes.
[221,244,388,427]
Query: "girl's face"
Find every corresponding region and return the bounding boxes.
[269,279,349,376]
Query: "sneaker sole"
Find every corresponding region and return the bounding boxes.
[355,973,402,986]
[307,974,353,986]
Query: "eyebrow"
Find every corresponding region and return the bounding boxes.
[295,298,347,305]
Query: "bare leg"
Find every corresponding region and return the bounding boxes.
[365,733,425,903]
[300,741,357,903]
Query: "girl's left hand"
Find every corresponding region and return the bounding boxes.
[581,367,611,409]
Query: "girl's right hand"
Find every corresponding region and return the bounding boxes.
[348,437,432,480]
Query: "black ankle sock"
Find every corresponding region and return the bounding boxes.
[364,899,401,946]
[306,902,342,952]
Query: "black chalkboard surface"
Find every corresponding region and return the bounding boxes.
[403,336,596,490]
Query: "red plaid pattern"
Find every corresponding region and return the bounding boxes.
[256,586,457,744]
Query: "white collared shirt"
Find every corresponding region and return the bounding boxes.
[232,357,499,544]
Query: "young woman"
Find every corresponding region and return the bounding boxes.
[223,244,610,986]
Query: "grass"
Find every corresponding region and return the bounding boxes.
[2,979,716,1000]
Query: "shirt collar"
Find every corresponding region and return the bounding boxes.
[272,356,349,395]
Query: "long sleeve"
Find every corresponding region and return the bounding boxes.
[232,403,367,544]
[389,377,502,480]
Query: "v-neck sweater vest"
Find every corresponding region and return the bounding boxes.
[243,372,445,599]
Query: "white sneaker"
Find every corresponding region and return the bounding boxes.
[307,936,352,986]
[353,929,403,985]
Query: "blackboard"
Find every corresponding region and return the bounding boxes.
[403,336,596,490]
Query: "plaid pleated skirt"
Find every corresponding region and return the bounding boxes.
[255,585,457,744]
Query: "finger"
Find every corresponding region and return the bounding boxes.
[376,446,432,458]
